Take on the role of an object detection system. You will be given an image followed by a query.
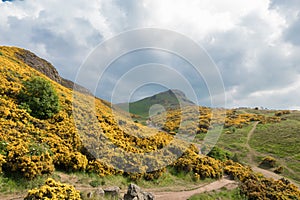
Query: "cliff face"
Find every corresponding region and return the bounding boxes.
[15,48,91,95]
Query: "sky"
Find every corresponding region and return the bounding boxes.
[1,0,300,109]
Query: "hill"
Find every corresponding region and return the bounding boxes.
[0,46,299,199]
[116,89,195,118]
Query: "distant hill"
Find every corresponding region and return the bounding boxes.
[116,89,195,118]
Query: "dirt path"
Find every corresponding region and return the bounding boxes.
[245,122,299,188]
[150,178,237,200]
[59,173,238,200]
[245,121,259,164]
[0,194,24,200]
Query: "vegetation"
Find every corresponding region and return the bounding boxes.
[150,106,281,135]
[259,156,277,169]
[18,77,59,119]
[18,76,60,119]
[0,46,299,200]
[190,188,246,200]
[207,146,232,161]
[116,89,194,119]
[250,116,300,182]
[24,178,81,200]
[224,160,300,199]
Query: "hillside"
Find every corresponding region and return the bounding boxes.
[0,46,300,199]
[116,89,195,118]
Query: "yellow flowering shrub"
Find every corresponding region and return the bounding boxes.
[86,160,117,177]
[54,152,88,172]
[173,145,223,179]
[24,178,81,200]
[223,160,253,182]
[5,141,54,179]
[0,154,5,173]
[151,106,281,134]
[223,160,300,199]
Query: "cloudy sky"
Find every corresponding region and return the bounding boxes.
[1,0,300,109]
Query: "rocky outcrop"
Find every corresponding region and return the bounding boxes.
[15,49,91,95]
[104,186,120,198]
[15,49,61,83]
[124,184,154,200]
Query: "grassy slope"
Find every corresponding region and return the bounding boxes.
[250,111,300,182]
[117,89,194,118]
[214,109,300,184]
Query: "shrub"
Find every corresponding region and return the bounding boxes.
[274,166,284,174]
[207,147,232,161]
[24,178,81,200]
[259,156,277,168]
[4,141,54,179]
[0,154,6,173]
[54,152,88,172]
[18,76,59,119]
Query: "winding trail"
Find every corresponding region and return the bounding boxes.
[245,121,259,164]
[245,122,299,188]
[150,177,237,200]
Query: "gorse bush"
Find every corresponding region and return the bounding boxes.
[259,156,277,169]
[4,141,54,179]
[18,76,59,119]
[24,178,81,200]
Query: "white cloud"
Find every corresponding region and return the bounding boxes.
[0,0,299,109]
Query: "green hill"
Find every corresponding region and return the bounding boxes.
[116,89,195,118]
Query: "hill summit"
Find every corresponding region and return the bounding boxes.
[116,89,195,118]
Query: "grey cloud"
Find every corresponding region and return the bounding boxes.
[285,14,300,46]
[1,0,300,109]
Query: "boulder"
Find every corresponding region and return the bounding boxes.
[104,186,120,198]
[82,188,104,199]
[124,184,154,200]
[95,187,105,196]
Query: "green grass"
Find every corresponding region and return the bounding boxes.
[63,168,213,191]
[189,188,246,200]
[201,110,300,184]
[250,117,300,182]
[237,108,277,116]
[211,124,253,163]
[116,89,194,119]
[70,172,131,190]
[0,173,60,193]
[0,168,214,196]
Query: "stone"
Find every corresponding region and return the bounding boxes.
[95,187,105,196]
[124,183,154,200]
[104,186,120,198]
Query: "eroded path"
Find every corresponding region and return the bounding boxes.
[150,177,237,200]
[245,122,299,188]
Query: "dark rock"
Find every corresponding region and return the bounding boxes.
[15,49,61,83]
[124,184,154,200]
[61,78,92,95]
[15,48,92,95]
[87,191,93,198]
[104,186,120,198]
